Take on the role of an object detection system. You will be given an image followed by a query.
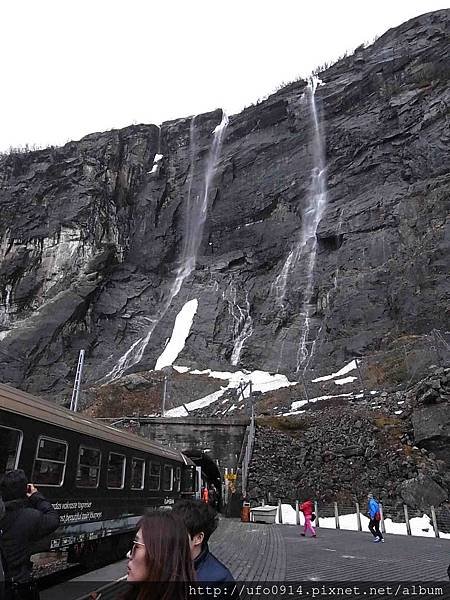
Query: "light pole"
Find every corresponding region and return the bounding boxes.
[70,350,85,412]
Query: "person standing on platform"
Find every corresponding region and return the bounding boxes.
[208,485,218,510]
[300,497,316,538]
[172,499,234,582]
[367,493,384,542]
[124,510,195,600]
[0,469,60,600]
[0,495,4,587]
[201,486,209,505]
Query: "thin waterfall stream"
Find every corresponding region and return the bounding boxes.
[223,282,253,366]
[271,77,327,371]
[103,112,228,382]
[295,76,327,371]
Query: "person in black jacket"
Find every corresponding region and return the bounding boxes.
[0,495,5,585]
[172,499,234,583]
[0,469,60,600]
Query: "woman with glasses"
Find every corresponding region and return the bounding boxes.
[124,510,196,600]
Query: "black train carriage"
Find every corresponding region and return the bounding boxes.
[0,383,197,564]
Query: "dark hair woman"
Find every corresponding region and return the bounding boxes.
[124,510,196,600]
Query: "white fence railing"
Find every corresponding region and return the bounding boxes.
[255,499,450,539]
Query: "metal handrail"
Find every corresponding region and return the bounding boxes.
[241,407,255,498]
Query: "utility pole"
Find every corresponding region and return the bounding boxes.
[70,350,85,412]
[161,375,168,416]
[237,380,253,416]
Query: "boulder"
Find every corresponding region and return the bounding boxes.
[340,446,364,457]
[411,404,450,466]
[400,475,448,510]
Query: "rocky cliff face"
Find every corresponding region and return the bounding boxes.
[0,10,448,398]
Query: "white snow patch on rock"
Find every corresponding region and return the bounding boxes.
[155,299,198,370]
[165,387,227,417]
[334,376,357,385]
[176,367,297,395]
[311,360,357,383]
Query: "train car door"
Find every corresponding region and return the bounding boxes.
[194,466,202,500]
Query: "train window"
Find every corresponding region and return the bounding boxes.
[76,446,101,488]
[148,462,161,491]
[181,466,195,493]
[31,437,67,486]
[131,458,145,490]
[174,467,181,492]
[0,426,23,473]
[107,453,126,489]
[162,465,173,491]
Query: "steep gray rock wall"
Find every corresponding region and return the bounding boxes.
[0,10,448,397]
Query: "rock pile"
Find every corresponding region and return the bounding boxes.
[247,368,449,525]
[408,366,450,407]
[247,409,420,504]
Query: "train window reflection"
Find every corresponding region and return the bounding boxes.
[76,446,101,488]
[0,426,23,473]
[32,436,67,486]
[107,452,126,489]
[131,458,145,490]
[149,462,161,490]
[163,465,173,491]
[181,466,195,493]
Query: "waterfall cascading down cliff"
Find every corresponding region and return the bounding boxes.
[295,77,328,371]
[104,111,229,382]
[271,76,327,371]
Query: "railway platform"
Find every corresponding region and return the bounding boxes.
[41,519,450,600]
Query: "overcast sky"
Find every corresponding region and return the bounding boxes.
[1,0,447,152]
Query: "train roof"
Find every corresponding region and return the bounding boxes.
[0,382,191,464]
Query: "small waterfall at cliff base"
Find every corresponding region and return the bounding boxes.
[222,282,253,366]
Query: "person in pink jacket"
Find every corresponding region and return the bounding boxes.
[300,498,316,538]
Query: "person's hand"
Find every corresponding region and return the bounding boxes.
[26,483,38,497]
